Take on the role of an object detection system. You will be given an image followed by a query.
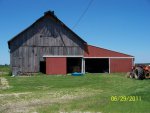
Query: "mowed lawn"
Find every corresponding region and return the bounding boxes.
[0,70,150,113]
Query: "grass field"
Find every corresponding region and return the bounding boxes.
[0,65,10,74]
[0,67,150,113]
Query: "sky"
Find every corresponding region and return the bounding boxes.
[0,0,150,64]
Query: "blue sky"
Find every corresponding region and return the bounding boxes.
[0,0,150,64]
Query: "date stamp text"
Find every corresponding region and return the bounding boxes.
[111,96,141,102]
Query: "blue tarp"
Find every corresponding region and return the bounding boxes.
[71,72,84,76]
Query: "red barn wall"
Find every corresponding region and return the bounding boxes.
[46,57,66,75]
[110,58,133,73]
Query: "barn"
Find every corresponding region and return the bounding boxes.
[8,11,134,75]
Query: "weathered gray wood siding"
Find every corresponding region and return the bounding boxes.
[9,16,85,75]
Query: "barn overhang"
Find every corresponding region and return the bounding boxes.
[83,45,134,73]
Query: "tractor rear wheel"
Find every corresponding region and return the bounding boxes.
[134,67,144,80]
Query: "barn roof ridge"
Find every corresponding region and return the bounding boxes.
[8,10,87,48]
[88,44,134,57]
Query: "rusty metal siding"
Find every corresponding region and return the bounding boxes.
[84,45,133,57]
[110,58,133,73]
[46,57,66,75]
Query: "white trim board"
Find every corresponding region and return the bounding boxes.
[109,58,110,74]
[43,55,134,59]
[43,55,83,58]
[84,57,134,59]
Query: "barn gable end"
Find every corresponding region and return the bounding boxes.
[8,11,87,75]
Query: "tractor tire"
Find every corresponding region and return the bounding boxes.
[134,67,144,80]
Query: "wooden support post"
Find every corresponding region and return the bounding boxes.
[109,58,110,74]
[81,58,85,74]
[83,58,85,74]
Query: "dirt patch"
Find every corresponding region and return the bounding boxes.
[1,95,84,113]
[0,77,10,89]
[0,92,32,97]
[0,72,9,75]
[0,88,103,113]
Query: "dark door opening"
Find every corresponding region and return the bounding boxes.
[67,58,82,73]
[40,61,46,74]
[85,58,109,73]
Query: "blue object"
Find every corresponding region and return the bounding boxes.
[71,72,83,76]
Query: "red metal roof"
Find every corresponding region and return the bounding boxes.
[84,45,133,57]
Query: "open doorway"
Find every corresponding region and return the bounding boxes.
[85,58,109,73]
[40,61,46,74]
[67,57,82,73]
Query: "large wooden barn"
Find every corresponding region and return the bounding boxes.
[8,11,134,75]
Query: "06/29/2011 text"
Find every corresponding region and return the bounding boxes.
[111,96,141,102]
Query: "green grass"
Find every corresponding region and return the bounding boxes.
[0,65,10,72]
[0,65,11,76]
[0,73,150,113]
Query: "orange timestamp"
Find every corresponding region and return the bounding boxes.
[111,96,142,102]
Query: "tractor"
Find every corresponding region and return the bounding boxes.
[127,64,150,80]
